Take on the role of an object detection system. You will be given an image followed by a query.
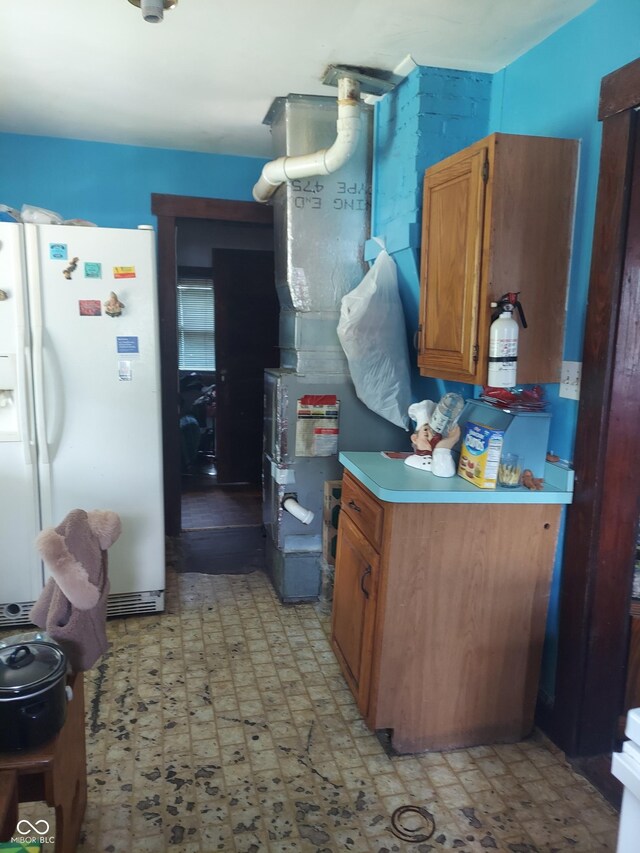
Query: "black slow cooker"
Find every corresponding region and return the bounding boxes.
[0,640,68,752]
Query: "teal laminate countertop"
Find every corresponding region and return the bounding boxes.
[339,452,574,505]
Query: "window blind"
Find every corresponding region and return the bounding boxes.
[176,277,215,370]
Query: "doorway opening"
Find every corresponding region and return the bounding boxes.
[153,195,277,574]
[177,248,279,574]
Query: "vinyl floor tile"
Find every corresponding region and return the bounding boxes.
[3,563,620,852]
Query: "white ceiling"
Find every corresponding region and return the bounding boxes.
[0,0,595,159]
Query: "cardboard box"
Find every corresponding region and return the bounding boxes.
[322,480,342,565]
[458,421,504,489]
[323,520,339,566]
[323,480,342,527]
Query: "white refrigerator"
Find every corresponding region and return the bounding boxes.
[0,221,165,627]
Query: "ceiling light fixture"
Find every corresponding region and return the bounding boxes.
[128,0,178,24]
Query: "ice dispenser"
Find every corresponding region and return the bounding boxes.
[0,354,18,440]
[456,399,551,479]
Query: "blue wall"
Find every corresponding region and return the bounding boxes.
[491,0,640,699]
[0,134,267,229]
[372,0,640,700]
[492,0,640,463]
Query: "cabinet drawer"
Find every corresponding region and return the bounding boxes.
[341,472,384,550]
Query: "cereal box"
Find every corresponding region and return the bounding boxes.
[457,421,504,489]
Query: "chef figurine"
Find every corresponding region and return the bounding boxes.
[104,291,125,317]
[405,400,461,477]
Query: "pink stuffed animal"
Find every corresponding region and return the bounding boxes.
[31,509,121,671]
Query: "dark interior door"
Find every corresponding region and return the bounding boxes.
[213,249,279,484]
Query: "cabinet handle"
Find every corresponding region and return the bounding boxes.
[360,565,372,599]
[347,499,361,513]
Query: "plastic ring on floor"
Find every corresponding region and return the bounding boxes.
[390,805,436,843]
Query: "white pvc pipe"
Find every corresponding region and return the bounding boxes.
[141,0,164,22]
[283,497,315,525]
[253,77,362,204]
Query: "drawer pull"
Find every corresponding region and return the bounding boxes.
[360,565,372,599]
[348,499,361,513]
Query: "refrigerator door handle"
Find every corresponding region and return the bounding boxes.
[25,233,49,465]
[25,225,53,527]
[17,332,36,467]
[13,236,36,468]
[32,323,49,465]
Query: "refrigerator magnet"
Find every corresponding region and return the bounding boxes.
[118,360,133,381]
[63,257,79,280]
[49,243,68,260]
[79,299,102,316]
[104,291,125,317]
[84,262,102,279]
[113,266,136,279]
[116,336,139,355]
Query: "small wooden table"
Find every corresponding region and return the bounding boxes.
[0,672,87,853]
[0,769,17,840]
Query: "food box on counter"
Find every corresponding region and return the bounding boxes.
[458,421,504,489]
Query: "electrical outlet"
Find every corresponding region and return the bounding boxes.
[559,360,582,400]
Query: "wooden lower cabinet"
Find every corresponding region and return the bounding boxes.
[331,471,562,753]
[331,512,379,717]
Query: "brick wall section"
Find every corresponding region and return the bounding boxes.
[374,66,492,237]
[371,65,492,399]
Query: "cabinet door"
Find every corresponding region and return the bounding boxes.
[418,147,487,382]
[331,512,380,716]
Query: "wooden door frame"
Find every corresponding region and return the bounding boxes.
[151,194,273,536]
[538,56,640,763]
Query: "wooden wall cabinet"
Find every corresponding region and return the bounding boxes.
[417,132,578,385]
[331,470,562,753]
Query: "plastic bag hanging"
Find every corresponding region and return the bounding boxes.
[337,249,412,429]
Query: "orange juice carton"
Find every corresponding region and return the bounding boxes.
[457,421,504,489]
